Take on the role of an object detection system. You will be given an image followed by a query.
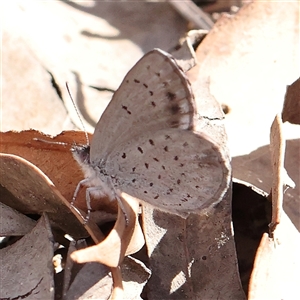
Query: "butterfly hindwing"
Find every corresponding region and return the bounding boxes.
[106,128,229,216]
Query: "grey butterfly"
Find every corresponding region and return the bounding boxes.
[72,48,228,219]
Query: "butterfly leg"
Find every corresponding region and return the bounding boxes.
[83,186,109,223]
[106,177,129,225]
[71,178,90,220]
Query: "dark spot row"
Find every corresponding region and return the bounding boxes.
[132,77,154,97]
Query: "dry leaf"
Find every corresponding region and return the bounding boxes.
[143,196,245,299]
[0,214,55,299]
[189,0,299,156]
[0,130,117,214]
[71,193,144,267]
[282,76,300,125]
[0,202,36,236]
[0,153,88,240]
[248,208,300,300]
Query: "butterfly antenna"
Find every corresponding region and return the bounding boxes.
[66,82,90,146]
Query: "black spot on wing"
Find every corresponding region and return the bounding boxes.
[137,147,143,154]
[170,104,180,114]
[122,105,132,115]
[166,92,176,101]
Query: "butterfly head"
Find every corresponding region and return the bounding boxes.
[71,144,91,166]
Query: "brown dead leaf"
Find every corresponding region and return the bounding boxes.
[0,214,55,299]
[282,77,300,125]
[0,130,117,214]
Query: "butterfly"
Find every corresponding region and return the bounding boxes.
[71,49,229,220]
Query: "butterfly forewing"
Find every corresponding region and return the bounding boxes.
[90,49,195,165]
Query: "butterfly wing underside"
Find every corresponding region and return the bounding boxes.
[90,49,195,165]
[106,128,230,217]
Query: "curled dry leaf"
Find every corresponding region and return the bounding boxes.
[0,214,55,300]
[170,29,208,72]
[71,192,144,267]
[70,193,145,299]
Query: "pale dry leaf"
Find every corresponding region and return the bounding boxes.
[189,0,299,156]
[0,202,36,236]
[0,214,55,300]
[248,211,300,300]
[2,1,190,133]
[1,30,71,134]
